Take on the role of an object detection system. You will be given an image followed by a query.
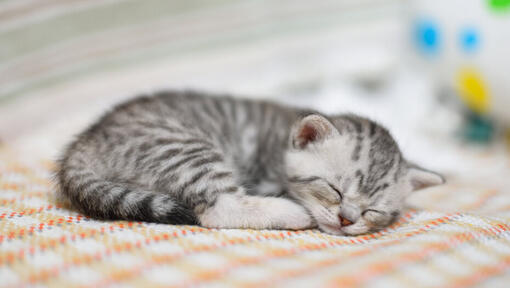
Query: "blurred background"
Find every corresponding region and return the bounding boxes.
[0,0,509,189]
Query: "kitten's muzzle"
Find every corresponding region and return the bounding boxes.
[338,204,359,227]
[338,214,354,227]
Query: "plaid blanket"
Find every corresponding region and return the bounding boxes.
[1,146,510,287]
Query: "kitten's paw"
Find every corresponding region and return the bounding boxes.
[198,194,314,230]
[270,199,314,230]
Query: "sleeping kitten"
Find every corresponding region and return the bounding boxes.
[57,91,444,235]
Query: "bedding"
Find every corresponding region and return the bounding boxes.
[1,145,510,287]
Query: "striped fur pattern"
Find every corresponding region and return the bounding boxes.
[57,91,444,235]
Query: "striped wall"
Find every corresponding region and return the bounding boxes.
[0,0,402,104]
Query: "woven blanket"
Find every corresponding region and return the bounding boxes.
[1,145,510,288]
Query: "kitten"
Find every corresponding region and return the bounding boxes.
[57,91,444,235]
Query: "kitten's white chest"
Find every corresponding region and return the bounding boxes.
[253,180,284,196]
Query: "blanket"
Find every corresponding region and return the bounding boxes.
[1,145,510,287]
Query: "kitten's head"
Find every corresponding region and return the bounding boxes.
[285,114,444,235]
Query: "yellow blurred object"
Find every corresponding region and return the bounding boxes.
[456,68,490,114]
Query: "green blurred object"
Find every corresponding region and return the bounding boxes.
[460,112,495,144]
[489,0,510,11]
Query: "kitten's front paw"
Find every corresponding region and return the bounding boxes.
[272,200,315,230]
[198,194,315,230]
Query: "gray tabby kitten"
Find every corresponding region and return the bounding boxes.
[57,91,444,235]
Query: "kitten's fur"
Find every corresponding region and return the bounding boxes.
[57,91,444,235]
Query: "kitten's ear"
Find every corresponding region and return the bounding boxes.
[291,114,338,149]
[406,164,445,191]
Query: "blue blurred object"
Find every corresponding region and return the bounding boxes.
[460,26,481,53]
[415,20,441,55]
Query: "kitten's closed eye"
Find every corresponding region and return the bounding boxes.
[311,182,342,205]
[362,209,388,225]
[289,176,343,204]
[327,183,343,201]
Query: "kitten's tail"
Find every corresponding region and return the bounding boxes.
[56,165,197,225]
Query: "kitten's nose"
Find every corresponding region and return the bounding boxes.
[339,214,354,227]
[339,204,359,227]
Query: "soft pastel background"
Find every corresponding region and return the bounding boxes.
[1,0,510,287]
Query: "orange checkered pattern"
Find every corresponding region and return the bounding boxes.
[1,147,510,287]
